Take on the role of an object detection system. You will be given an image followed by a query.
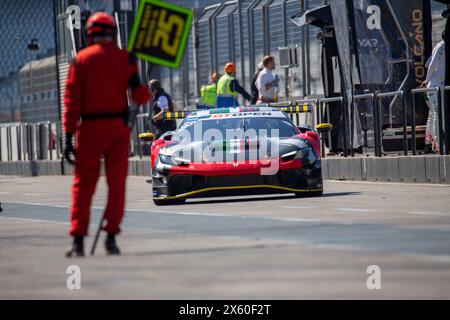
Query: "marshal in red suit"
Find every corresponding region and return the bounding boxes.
[64,12,150,257]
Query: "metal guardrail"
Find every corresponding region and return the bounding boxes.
[319,97,346,157]
[354,93,375,157]
[0,122,60,163]
[1,89,448,163]
[135,113,151,159]
[375,90,406,157]
[134,91,448,159]
[315,89,448,158]
[269,100,317,128]
[294,99,319,129]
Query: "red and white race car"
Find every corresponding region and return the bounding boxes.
[142,106,329,205]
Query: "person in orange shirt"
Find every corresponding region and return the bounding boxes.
[64,12,150,257]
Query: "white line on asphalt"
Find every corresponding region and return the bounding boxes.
[391,250,450,264]
[336,208,376,213]
[281,205,318,210]
[239,215,323,223]
[127,209,326,224]
[128,208,287,221]
[5,202,450,220]
[0,216,68,225]
[409,211,450,217]
[21,202,327,224]
[0,191,10,194]
[422,255,450,263]
[11,202,330,225]
[127,208,231,218]
[118,206,348,224]
[18,202,70,209]
[326,179,450,188]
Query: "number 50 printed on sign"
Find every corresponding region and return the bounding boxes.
[128,0,193,68]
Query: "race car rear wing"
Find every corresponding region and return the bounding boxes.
[163,111,189,120]
[141,104,330,144]
[279,104,312,114]
[161,103,313,120]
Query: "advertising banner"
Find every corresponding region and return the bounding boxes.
[351,0,432,125]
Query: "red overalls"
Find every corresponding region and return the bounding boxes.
[64,42,150,236]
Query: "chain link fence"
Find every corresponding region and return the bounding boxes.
[161,0,325,110]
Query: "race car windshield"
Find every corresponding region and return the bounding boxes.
[175,116,297,142]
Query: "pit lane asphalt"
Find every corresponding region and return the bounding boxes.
[1,175,450,299]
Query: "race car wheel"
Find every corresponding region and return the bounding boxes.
[153,197,187,206]
[295,190,323,198]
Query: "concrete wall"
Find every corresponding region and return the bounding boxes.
[322,156,450,184]
[0,156,449,184]
[0,160,64,177]
[0,159,153,178]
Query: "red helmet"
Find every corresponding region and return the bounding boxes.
[86,12,117,38]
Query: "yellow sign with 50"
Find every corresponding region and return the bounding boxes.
[128,0,193,68]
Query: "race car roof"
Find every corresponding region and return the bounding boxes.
[186,107,287,120]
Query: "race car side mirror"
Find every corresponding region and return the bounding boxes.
[297,125,313,134]
[316,123,333,135]
[161,131,175,141]
[138,132,155,142]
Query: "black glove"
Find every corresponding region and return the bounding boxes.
[64,133,76,165]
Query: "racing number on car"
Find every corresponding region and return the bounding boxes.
[128,0,193,68]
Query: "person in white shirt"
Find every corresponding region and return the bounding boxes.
[256,55,279,104]
[423,36,445,153]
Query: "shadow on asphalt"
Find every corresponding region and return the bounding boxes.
[320,192,361,198]
[181,192,361,205]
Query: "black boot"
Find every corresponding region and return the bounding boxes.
[105,233,121,255]
[66,236,84,258]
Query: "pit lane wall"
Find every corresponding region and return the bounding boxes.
[0,156,449,184]
[0,159,151,178]
[321,156,449,184]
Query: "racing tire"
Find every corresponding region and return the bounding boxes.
[295,190,323,198]
[153,197,187,206]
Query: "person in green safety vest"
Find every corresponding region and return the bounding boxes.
[216,62,252,108]
[199,72,218,108]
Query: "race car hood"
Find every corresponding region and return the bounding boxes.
[158,136,314,164]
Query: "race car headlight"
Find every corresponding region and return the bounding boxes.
[159,154,190,166]
[159,155,174,165]
[281,147,311,161]
[297,147,311,159]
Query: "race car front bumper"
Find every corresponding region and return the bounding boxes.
[152,165,323,200]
